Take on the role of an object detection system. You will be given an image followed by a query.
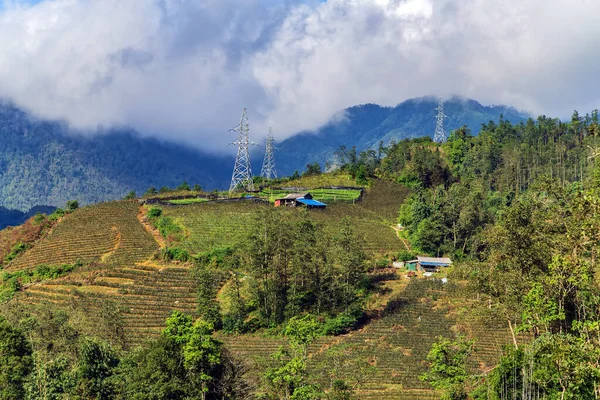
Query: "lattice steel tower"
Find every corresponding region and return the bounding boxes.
[433,98,449,143]
[229,108,256,193]
[260,128,277,180]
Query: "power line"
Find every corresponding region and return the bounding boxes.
[229,108,257,193]
[433,98,449,143]
[260,127,277,180]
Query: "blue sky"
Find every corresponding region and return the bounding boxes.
[0,0,598,149]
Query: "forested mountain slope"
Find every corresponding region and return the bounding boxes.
[272,96,529,174]
[0,104,233,211]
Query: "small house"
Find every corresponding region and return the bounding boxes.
[274,192,326,209]
[405,256,452,272]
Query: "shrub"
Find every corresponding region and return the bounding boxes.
[4,243,30,264]
[159,186,171,193]
[32,212,46,225]
[124,191,137,200]
[321,306,363,336]
[159,247,191,262]
[145,186,158,196]
[396,250,416,262]
[66,200,79,212]
[147,207,162,219]
[48,208,66,222]
[193,184,203,192]
[0,263,79,301]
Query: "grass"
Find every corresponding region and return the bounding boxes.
[168,198,210,205]
[266,172,359,188]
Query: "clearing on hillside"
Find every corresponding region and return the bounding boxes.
[162,180,408,256]
[8,202,158,271]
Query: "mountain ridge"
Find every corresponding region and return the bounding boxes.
[271,96,530,174]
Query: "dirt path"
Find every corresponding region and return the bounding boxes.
[137,206,166,248]
[392,225,411,251]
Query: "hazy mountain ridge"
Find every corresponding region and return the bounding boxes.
[272,96,530,174]
[0,104,234,211]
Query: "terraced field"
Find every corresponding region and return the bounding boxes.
[7,202,157,271]
[162,201,267,253]
[2,183,517,398]
[219,276,517,399]
[16,261,198,345]
[164,180,408,255]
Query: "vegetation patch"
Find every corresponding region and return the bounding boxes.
[167,197,209,205]
[0,262,79,301]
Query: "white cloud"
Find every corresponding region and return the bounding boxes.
[0,0,600,151]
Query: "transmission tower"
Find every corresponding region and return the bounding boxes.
[260,128,277,180]
[433,98,449,143]
[229,108,256,193]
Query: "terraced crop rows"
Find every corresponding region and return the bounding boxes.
[165,199,404,256]
[163,201,266,253]
[8,202,157,271]
[307,278,517,399]
[17,262,199,345]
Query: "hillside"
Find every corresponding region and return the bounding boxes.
[0,179,520,398]
[0,96,526,212]
[271,96,529,174]
[0,103,234,211]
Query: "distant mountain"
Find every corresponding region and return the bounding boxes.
[0,205,56,230]
[270,96,530,174]
[0,104,233,211]
[0,96,528,211]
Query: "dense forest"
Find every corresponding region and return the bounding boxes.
[0,109,600,399]
[335,110,600,399]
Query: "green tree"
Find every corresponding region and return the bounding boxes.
[177,181,191,191]
[66,200,79,212]
[183,320,222,400]
[76,337,119,399]
[0,317,33,399]
[144,186,158,196]
[420,336,474,400]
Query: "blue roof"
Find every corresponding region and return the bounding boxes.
[420,261,451,267]
[297,198,327,207]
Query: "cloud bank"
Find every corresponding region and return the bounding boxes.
[0,0,599,150]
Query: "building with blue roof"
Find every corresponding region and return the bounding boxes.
[405,256,452,272]
[274,192,327,209]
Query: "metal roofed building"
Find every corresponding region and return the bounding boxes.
[274,192,326,209]
[405,256,452,272]
[297,198,327,209]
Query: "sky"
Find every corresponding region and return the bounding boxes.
[0,0,599,151]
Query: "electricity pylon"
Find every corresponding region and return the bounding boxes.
[433,98,449,143]
[229,108,256,193]
[260,127,277,180]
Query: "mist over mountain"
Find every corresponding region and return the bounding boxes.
[0,96,528,213]
[0,104,233,212]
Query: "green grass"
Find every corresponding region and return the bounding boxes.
[162,202,266,254]
[168,198,210,205]
[266,172,359,188]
